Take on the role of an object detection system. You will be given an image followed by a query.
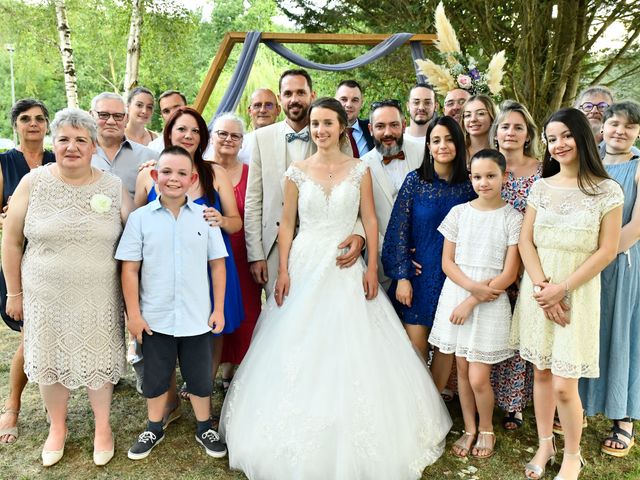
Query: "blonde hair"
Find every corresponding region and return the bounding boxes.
[490,100,540,159]
[460,94,497,148]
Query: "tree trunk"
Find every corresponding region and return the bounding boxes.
[124,0,144,97]
[53,0,79,108]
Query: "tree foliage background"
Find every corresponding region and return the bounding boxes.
[0,0,638,139]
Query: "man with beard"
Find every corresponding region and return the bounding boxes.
[361,100,424,287]
[335,79,374,157]
[443,88,470,123]
[244,69,362,295]
[405,83,437,143]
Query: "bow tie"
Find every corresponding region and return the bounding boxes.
[382,151,406,165]
[285,131,310,143]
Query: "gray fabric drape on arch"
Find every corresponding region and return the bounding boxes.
[211,31,427,125]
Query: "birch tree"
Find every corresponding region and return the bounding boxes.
[124,0,144,97]
[53,0,79,108]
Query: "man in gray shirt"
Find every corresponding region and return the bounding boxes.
[90,92,157,197]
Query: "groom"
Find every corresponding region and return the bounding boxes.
[244,69,362,296]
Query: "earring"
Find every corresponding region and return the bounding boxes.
[494,138,499,149]
[524,139,530,149]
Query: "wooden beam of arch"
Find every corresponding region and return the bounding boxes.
[193,32,437,113]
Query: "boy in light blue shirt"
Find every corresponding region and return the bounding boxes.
[116,145,228,460]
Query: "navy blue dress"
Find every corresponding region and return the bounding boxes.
[1,149,56,331]
[381,170,476,326]
[147,186,244,334]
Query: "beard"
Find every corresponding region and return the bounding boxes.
[412,112,432,125]
[374,134,404,157]
[284,102,309,123]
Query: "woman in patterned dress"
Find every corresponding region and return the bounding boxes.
[489,100,542,430]
[2,109,133,467]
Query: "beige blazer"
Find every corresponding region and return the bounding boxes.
[361,138,424,285]
[245,121,355,264]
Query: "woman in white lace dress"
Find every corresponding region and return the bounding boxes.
[2,109,133,467]
[220,98,451,480]
[510,108,623,480]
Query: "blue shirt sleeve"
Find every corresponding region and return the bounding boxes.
[382,171,416,280]
[115,210,143,261]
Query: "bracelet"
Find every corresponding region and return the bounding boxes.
[564,281,570,299]
[6,291,23,298]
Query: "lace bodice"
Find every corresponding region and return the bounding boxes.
[285,162,368,243]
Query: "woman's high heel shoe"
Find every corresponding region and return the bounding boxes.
[553,450,586,480]
[525,434,556,479]
[42,433,67,467]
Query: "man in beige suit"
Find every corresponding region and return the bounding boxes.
[245,69,361,295]
[361,100,424,288]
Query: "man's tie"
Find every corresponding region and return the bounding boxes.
[285,131,310,143]
[382,151,406,165]
[347,128,360,158]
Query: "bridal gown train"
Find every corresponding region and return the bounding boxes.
[220,162,452,480]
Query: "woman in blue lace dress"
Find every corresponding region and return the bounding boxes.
[382,116,475,391]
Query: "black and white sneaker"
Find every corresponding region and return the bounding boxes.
[195,429,227,458]
[128,430,164,460]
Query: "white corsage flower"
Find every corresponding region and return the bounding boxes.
[90,194,112,213]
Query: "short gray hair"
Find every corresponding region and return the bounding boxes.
[575,85,614,107]
[50,108,98,143]
[90,92,126,112]
[212,112,246,135]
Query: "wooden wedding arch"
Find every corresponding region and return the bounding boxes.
[192,32,437,113]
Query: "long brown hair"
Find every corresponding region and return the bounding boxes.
[164,107,216,205]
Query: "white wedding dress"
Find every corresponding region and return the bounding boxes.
[220,162,451,480]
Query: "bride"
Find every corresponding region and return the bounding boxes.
[220,98,451,480]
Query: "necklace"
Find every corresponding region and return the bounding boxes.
[605,150,631,155]
[56,166,95,186]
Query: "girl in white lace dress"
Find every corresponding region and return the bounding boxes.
[510,108,623,480]
[220,98,452,480]
[429,149,522,459]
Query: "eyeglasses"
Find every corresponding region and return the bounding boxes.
[444,98,467,109]
[579,102,609,113]
[250,102,276,111]
[94,111,126,122]
[371,99,402,112]
[17,115,47,124]
[214,130,243,142]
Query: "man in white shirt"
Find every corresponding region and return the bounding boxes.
[361,100,424,287]
[148,90,187,152]
[237,88,281,165]
[335,79,374,157]
[404,83,437,143]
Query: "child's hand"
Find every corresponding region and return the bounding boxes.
[470,279,503,302]
[128,314,152,343]
[533,281,565,308]
[274,271,290,307]
[395,279,413,307]
[209,310,225,334]
[363,268,378,300]
[449,298,475,325]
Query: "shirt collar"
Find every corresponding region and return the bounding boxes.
[351,120,362,133]
[150,196,196,211]
[284,123,309,135]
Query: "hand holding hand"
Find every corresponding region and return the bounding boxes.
[533,281,566,308]
[336,234,364,268]
[543,301,570,327]
[470,279,503,302]
[449,298,475,325]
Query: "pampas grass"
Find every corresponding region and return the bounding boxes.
[434,2,461,54]
[486,50,506,94]
[415,59,457,95]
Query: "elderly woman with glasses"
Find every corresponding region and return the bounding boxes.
[2,108,133,466]
[134,107,244,404]
[0,98,56,445]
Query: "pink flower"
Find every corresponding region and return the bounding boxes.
[457,74,472,89]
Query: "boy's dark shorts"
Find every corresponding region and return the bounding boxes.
[141,330,212,398]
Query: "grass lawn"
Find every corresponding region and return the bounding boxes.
[0,326,638,479]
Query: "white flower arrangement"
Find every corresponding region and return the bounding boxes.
[90,193,112,213]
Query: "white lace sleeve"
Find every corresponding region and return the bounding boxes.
[525,179,542,210]
[437,203,463,243]
[598,179,624,219]
[505,207,523,245]
[348,161,369,186]
[284,164,305,188]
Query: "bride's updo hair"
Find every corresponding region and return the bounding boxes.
[308,97,349,144]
